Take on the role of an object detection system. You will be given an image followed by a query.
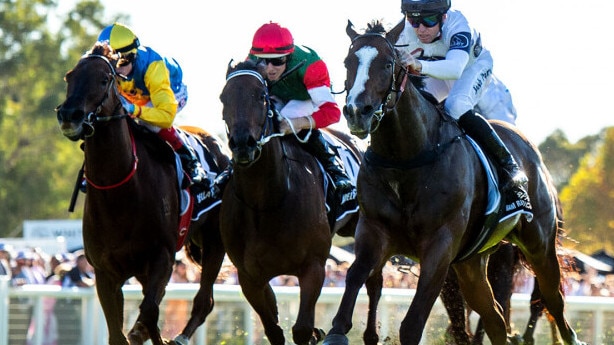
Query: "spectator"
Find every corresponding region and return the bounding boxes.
[0,243,13,278]
[62,251,94,288]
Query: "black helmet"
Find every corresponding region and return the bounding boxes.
[402,0,451,16]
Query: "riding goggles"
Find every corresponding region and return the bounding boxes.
[262,56,287,66]
[408,14,441,28]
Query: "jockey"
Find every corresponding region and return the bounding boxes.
[248,21,356,214]
[395,0,529,201]
[97,22,208,189]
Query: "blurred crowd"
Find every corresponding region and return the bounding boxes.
[4,243,614,297]
[3,242,614,342]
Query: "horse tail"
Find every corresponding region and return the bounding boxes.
[184,240,203,269]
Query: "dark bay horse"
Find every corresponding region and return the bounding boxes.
[56,43,230,345]
[322,21,586,345]
[218,60,363,345]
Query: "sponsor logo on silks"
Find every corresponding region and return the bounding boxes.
[196,189,215,204]
[340,189,357,205]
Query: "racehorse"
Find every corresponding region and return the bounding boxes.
[322,20,586,345]
[56,43,230,345]
[218,59,363,345]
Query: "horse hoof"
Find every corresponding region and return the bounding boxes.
[173,334,190,345]
[322,333,349,345]
[309,328,326,344]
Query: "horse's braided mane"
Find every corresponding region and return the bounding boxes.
[364,20,387,35]
[229,59,261,75]
[88,42,116,60]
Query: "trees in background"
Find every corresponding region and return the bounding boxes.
[560,127,614,254]
[0,0,124,236]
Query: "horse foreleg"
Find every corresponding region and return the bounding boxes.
[363,268,384,345]
[399,252,453,345]
[440,270,472,345]
[130,252,173,345]
[453,255,509,345]
[240,278,285,345]
[293,261,326,345]
[95,273,129,345]
[176,236,226,343]
[323,219,385,345]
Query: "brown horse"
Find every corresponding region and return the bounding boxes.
[321,21,586,345]
[56,43,230,345]
[218,60,363,345]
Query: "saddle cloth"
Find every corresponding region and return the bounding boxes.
[321,131,361,223]
[454,136,533,261]
[175,129,224,221]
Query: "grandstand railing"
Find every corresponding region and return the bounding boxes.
[1,276,613,344]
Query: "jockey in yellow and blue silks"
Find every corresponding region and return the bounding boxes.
[97,22,207,188]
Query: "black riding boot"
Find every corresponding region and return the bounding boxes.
[176,143,208,187]
[458,110,528,191]
[304,130,356,207]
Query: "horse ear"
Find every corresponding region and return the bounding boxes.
[386,19,405,44]
[346,20,359,41]
[226,59,235,75]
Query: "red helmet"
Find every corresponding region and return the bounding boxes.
[250,22,294,58]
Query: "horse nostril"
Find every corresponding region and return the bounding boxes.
[246,136,258,149]
[228,137,237,151]
[362,105,374,116]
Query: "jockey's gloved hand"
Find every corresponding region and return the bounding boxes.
[395,48,422,74]
[120,96,140,118]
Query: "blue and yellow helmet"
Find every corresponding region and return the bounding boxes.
[98,23,140,55]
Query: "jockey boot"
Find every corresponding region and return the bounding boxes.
[304,130,356,208]
[175,143,208,187]
[157,127,209,188]
[458,110,529,191]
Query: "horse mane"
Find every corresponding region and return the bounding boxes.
[364,20,387,35]
[87,42,117,61]
[227,59,262,76]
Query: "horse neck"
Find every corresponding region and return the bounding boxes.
[84,119,135,185]
[233,138,290,207]
[370,86,439,159]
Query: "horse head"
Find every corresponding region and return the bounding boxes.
[343,20,406,139]
[56,42,124,141]
[220,59,278,166]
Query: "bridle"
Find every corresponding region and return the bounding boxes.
[60,54,138,191]
[225,69,313,165]
[347,33,410,133]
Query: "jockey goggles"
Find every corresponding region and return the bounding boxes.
[262,56,287,66]
[408,14,441,28]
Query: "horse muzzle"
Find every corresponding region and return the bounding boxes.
[56,105,90,141]
[228,135,260,167]
[343,104,376,139]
